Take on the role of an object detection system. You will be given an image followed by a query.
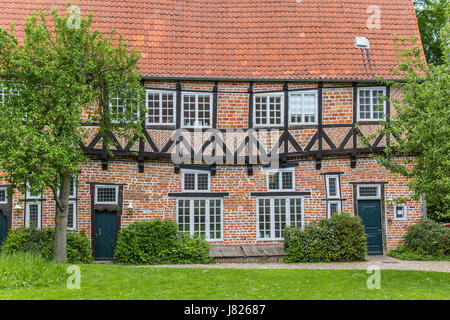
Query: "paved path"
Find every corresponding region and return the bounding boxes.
[139,256,450,273]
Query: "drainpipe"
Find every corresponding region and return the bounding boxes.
[421,193,427,219]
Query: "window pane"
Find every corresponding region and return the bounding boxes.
[255,96,266,125]
[358,186,379,198]
[110,94,126,121]
[147,92,160,124]
[290,198,302,228]
[96,187,117,203]
[258,199,271,239]
[281,171,293,190]
[274,199,287,238]
[395,205,405,219]
[197,173,209,191]
[183,95,196,126]
[197,95,211,127]
[184,173,196,191]
[329,202,339,216]
[193,200,206,237]
[372,90,384,119]
[178,199,191,233]
[161,93,175,124]
[28,204,40,225]
[209,199,222,239]
[0,189,6,202]
[327,177,338,197]
[68,203,75,229]
[268,172,280,190]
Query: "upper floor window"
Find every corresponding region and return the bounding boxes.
[146,90,176,125]
[109,93,139,123]
[26,184,41,200]
[267,169,295,191]
[182,93,212,128]
[254,93,283,127]
[357,87,386,121]
[289,91,318,125]
[182,170,210,192]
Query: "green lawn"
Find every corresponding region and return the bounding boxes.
[1,264,449,300]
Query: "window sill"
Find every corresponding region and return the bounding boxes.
[168,192,229,197]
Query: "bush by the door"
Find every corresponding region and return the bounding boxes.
[1,227,92,264]
[388,219,450,261]
[114,219,213,264]
[284,213,367,263]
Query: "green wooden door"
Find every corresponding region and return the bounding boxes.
[94,210,117,260]
[358,200,383,255]
[0,211,7,247]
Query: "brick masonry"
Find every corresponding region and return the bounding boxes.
[3,80,423,254]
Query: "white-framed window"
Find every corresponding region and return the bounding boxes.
[67,201,77,231]
[109,92,139,123]
[357,185,381,200]
[394,204,407,221]
[257,197,304,240]
[146,90,176,125]
[254,93,283,127]
[0,187,7,204]
[327,201,341,218]
[289,90,318,125]
[94,185,119,205]
[26,183,41,200]
[69,178,77,198]
[181,92,212,128]
[25,202,42,229]
[325,175,340,199]
[357,87,386,121]
[182,170,211,192]
[267,168,295,191]
[177,198,223,240]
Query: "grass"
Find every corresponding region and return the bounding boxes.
[0,264,449,300]
[0,252,66,289]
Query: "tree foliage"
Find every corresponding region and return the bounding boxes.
[414,0,447,65]
[0,4,145,261]
[365,5,449,221]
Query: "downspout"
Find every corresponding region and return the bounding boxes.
[421,193,427,219]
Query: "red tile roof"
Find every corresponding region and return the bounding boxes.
[0,0,424,81]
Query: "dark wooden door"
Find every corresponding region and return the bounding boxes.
[0,211,7,246]
[94,210,117,260]
[358,200,383,255]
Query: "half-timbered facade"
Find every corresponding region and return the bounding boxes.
[0,0,425,258]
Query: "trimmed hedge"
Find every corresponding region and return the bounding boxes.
[284,213,367,263]
[1,227,92,264]
[388,219,450,260]
[114,219,213,264]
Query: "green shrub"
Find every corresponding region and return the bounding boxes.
[2,227,92,264]
[284,213,367,263]
[114,219,213,265]
[0,252,66,289]
[387,219,450,260]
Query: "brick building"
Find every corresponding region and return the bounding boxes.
[0,0,425,259]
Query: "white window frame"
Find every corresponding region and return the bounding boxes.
[357,87,386,121]
[26,183,41,200]
[181,92,213,128]
[325,175,340,199]
[67,200,77,231]
[266,168,295,191]
[145,89,176,125]
[357,184,381,200]
[109,92,140,124]
[288,90,318,125]
[253,92,284,127]
[256,197,304,241]
[394,204,407,221]
[94,185,119,205]
[0,186,8,204]
[181,170,211,192]
[176,198,223,241]
[25,201,42,229]
[327,201,342,218]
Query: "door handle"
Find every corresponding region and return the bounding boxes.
[96,228,102,237]
[377,229,382,232]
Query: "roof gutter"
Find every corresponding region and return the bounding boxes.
[140,75,405,83]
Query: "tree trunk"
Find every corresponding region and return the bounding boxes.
[54,173,71,263]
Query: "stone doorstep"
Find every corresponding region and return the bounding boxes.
[210,245,286,259]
